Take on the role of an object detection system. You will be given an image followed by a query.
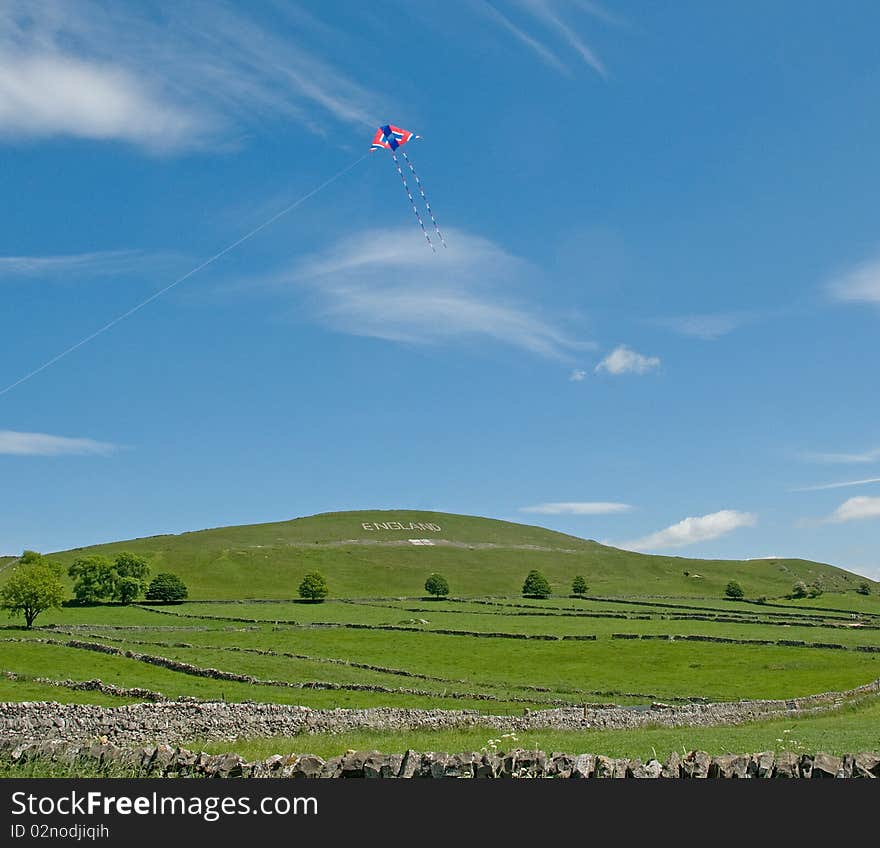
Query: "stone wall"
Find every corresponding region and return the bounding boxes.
[2,672,879,745]
[2,738,879,778]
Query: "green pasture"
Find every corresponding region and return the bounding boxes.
[9,509,873,601]
[198,696,880,761]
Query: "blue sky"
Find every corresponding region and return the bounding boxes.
[2,1,879,579]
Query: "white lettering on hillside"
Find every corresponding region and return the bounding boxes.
[361,521,442,532]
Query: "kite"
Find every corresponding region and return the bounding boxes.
[371,124,446,252]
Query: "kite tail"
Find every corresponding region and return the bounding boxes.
[391,151,435,253]
[401,150,446,248]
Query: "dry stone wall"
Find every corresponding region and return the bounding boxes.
[2,673,880,746]
[2,738,879,778]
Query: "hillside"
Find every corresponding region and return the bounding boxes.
[25,509,877,602]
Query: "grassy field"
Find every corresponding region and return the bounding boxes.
[2,510,879,764]
[14,509,875,601]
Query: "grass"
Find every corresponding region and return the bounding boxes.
[1,509,879,764]
[2,509,873,601]
[194,696,880,761]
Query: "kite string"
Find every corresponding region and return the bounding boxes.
[390,150,434,253]
[0,151,371,400]
[400,150,446,248]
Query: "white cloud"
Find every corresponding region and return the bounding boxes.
[790,477,880,492]
[521,502,632,515]
[478,2,570,74]
[652,312,748,340]
[801,447,880,464]
[618,509,757,552]
[0,250,141,278]
[595,345,660,375]
[0,1,384,151]
[0,430,118,456]
[569,369,587,381]
[825,496,880,524]
[0,52,204,151]
[478,0,607,77]
[827,257,880,304]
[517,0,607,77]
[285,227,592,360]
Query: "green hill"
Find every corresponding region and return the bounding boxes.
[21,509,877,602]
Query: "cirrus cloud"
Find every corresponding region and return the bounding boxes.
[827,256,880,304]
[285,227,593,360]
[0,430,118,457]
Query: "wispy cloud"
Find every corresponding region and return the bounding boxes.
[595,345,660,375]
[478,0,608,77]
[282,227,592,360]
[569,369,587,381]
[618,509,757,552]
[520,501,632,515]
[0,1,384,152]
[517,0,607,77]
[824,496,880,524]
[790,477,880,492]
[651,312,750,341]
[0,250,142,279]
[0,430,118,456]
[479,2,570,74]
[827,256,880,304]
[801,447,880,464]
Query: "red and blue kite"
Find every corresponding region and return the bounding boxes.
[371,124,445,251]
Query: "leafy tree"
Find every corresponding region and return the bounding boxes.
[145,573,189,603]
[571,575,589,596]
[424,573,450,598]
[857,582,872,596]
[724,581,744,600]
[807,582,823,598]
[790,581,809,599]
[68,555,114,604]
[114,576,144,605]
[0,553,65,629]
[522,570,551,598]
[299,572,328,602]
[108,552,150,604]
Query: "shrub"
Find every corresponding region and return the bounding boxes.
[807,583,823,598]
[790,581,809,599]
[571,575,588,596]
[299,572,329,602]
[857,582,872,596]
[145,573,188,603]
[424,573,449,598]
[724,581,744,600]
[522,570,551,598]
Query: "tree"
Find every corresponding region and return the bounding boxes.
[0,553,65,629]
[857,582,872,596]
[424,573,449,598]
[299,572,328,602]
[68,555,114,604]
[522,570,551,598]
[571,575,589,596]
[110,552,150,604]
[724,581,744,600]
[145,573,189,603]
[807,582,823,598]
